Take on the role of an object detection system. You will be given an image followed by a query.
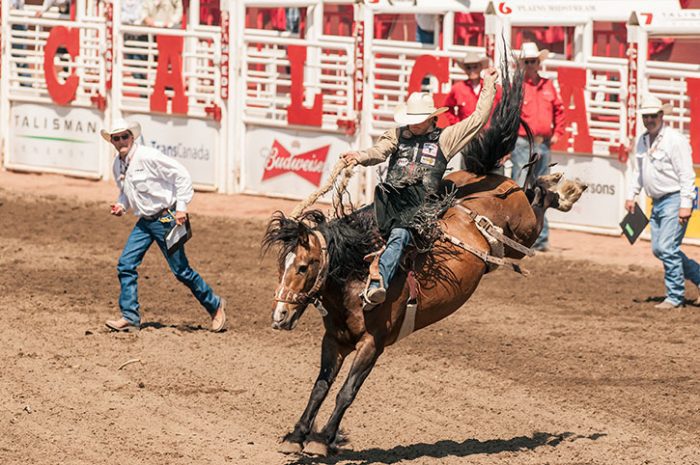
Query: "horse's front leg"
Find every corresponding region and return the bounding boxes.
[279,333,349,454]
[303,335,384,456]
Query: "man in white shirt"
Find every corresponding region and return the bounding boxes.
[104,119,227,331]
[625,94,700,309]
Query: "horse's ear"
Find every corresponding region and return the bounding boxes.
[262,210,299,255]
[299,209,327,228]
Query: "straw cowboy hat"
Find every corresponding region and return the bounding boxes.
[518,42,549,62]
[638,94,672,115]
[393,92,448,125]
[100,118,142,142]
[459,51,489,68]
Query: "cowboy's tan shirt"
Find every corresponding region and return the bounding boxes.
[356,73,497,165]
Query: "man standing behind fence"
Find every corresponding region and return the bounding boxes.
[625,94,700,309]
[104,119,227,332]
[444,51,503,172]
[510,42,565,252]
[143,0,183,29]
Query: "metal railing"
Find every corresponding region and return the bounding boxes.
[241,31,355,131]
[116,25,222,118]
[5,12,106,107]
[540,57,627,156]
[645,60,700,139]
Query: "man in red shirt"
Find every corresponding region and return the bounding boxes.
[510,42,565,251]
[444,51,503,171]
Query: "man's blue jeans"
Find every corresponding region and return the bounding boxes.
[511,136,551,248]
[117,215,220,325]
[375,228,412,289]
[650,192,700,306]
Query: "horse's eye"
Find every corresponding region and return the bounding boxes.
[298,265,308,274]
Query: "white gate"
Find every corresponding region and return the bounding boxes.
[1,6,108,178]
[235,0,362,202]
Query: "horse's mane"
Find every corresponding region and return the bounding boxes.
[262,207,380,284]
[462,54,526,175]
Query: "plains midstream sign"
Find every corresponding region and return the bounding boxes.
[128,114,218,188]
[8,103,103,176]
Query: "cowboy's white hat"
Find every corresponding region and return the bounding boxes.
[394,92,448,126]
[100,118,142,142]
[459,51,489,67]
[518,42,549,62]
[638,93,672,116]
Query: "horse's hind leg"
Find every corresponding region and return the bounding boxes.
[304,336,383,457]
[279,333,348,454]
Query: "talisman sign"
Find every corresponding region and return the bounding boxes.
[262,140,330,187]
[8,103,102,175]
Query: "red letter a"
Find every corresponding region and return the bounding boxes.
[150,35,188,114]
[552,67,593,153]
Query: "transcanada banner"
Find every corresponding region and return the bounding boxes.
[244,126,358,201]
[8,103,103,176]
[128,113,218,188]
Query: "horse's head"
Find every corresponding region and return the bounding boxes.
[262,211,329,331]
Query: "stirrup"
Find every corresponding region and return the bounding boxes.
[361,274,386,312]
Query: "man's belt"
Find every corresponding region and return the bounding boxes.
[142,205,175,221]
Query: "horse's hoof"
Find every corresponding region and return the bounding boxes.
[303,440,329,457]
[556,179,588,212]
[278,440,303,455]
[539,172,563,190]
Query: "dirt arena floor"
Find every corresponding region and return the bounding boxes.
[1,173,699,465]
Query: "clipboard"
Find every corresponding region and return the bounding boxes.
[165,217,192,255]
[620,202,649,245]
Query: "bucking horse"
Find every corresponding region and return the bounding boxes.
[262,60,587,457]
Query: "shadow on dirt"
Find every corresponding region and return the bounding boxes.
[140,322,213,332]
[285,431,606,465]
[638,295,700,307]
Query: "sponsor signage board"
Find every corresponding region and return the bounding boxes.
[678,167,700,242]
[548,153,627,233]
[244,126,356,201]
[8,103,103,176]
[128,113,218,188]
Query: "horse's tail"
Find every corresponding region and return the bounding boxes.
[461,45,526,175]
[520,119,540,191]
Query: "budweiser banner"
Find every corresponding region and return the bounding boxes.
[243,126,359,201]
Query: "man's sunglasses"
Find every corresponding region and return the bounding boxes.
[111,133,131,142]
[523,59,538,65]
[642,113,661,120]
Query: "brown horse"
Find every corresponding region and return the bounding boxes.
[262,170,586,456]
[262,61,587,456]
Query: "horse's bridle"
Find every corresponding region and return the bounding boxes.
[273,230,329,308]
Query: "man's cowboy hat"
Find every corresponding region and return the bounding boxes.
[100,118,142,142]
[518,42,549,62]
[394,92,449,125]
[638,94,672,116]
[459,51,489,68]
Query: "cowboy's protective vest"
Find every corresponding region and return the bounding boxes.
[385,127,448,194]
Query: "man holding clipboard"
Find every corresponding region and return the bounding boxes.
[104,119,227,332]
[625,95,700,309]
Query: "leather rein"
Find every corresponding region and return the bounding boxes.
[273,230,329,310]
